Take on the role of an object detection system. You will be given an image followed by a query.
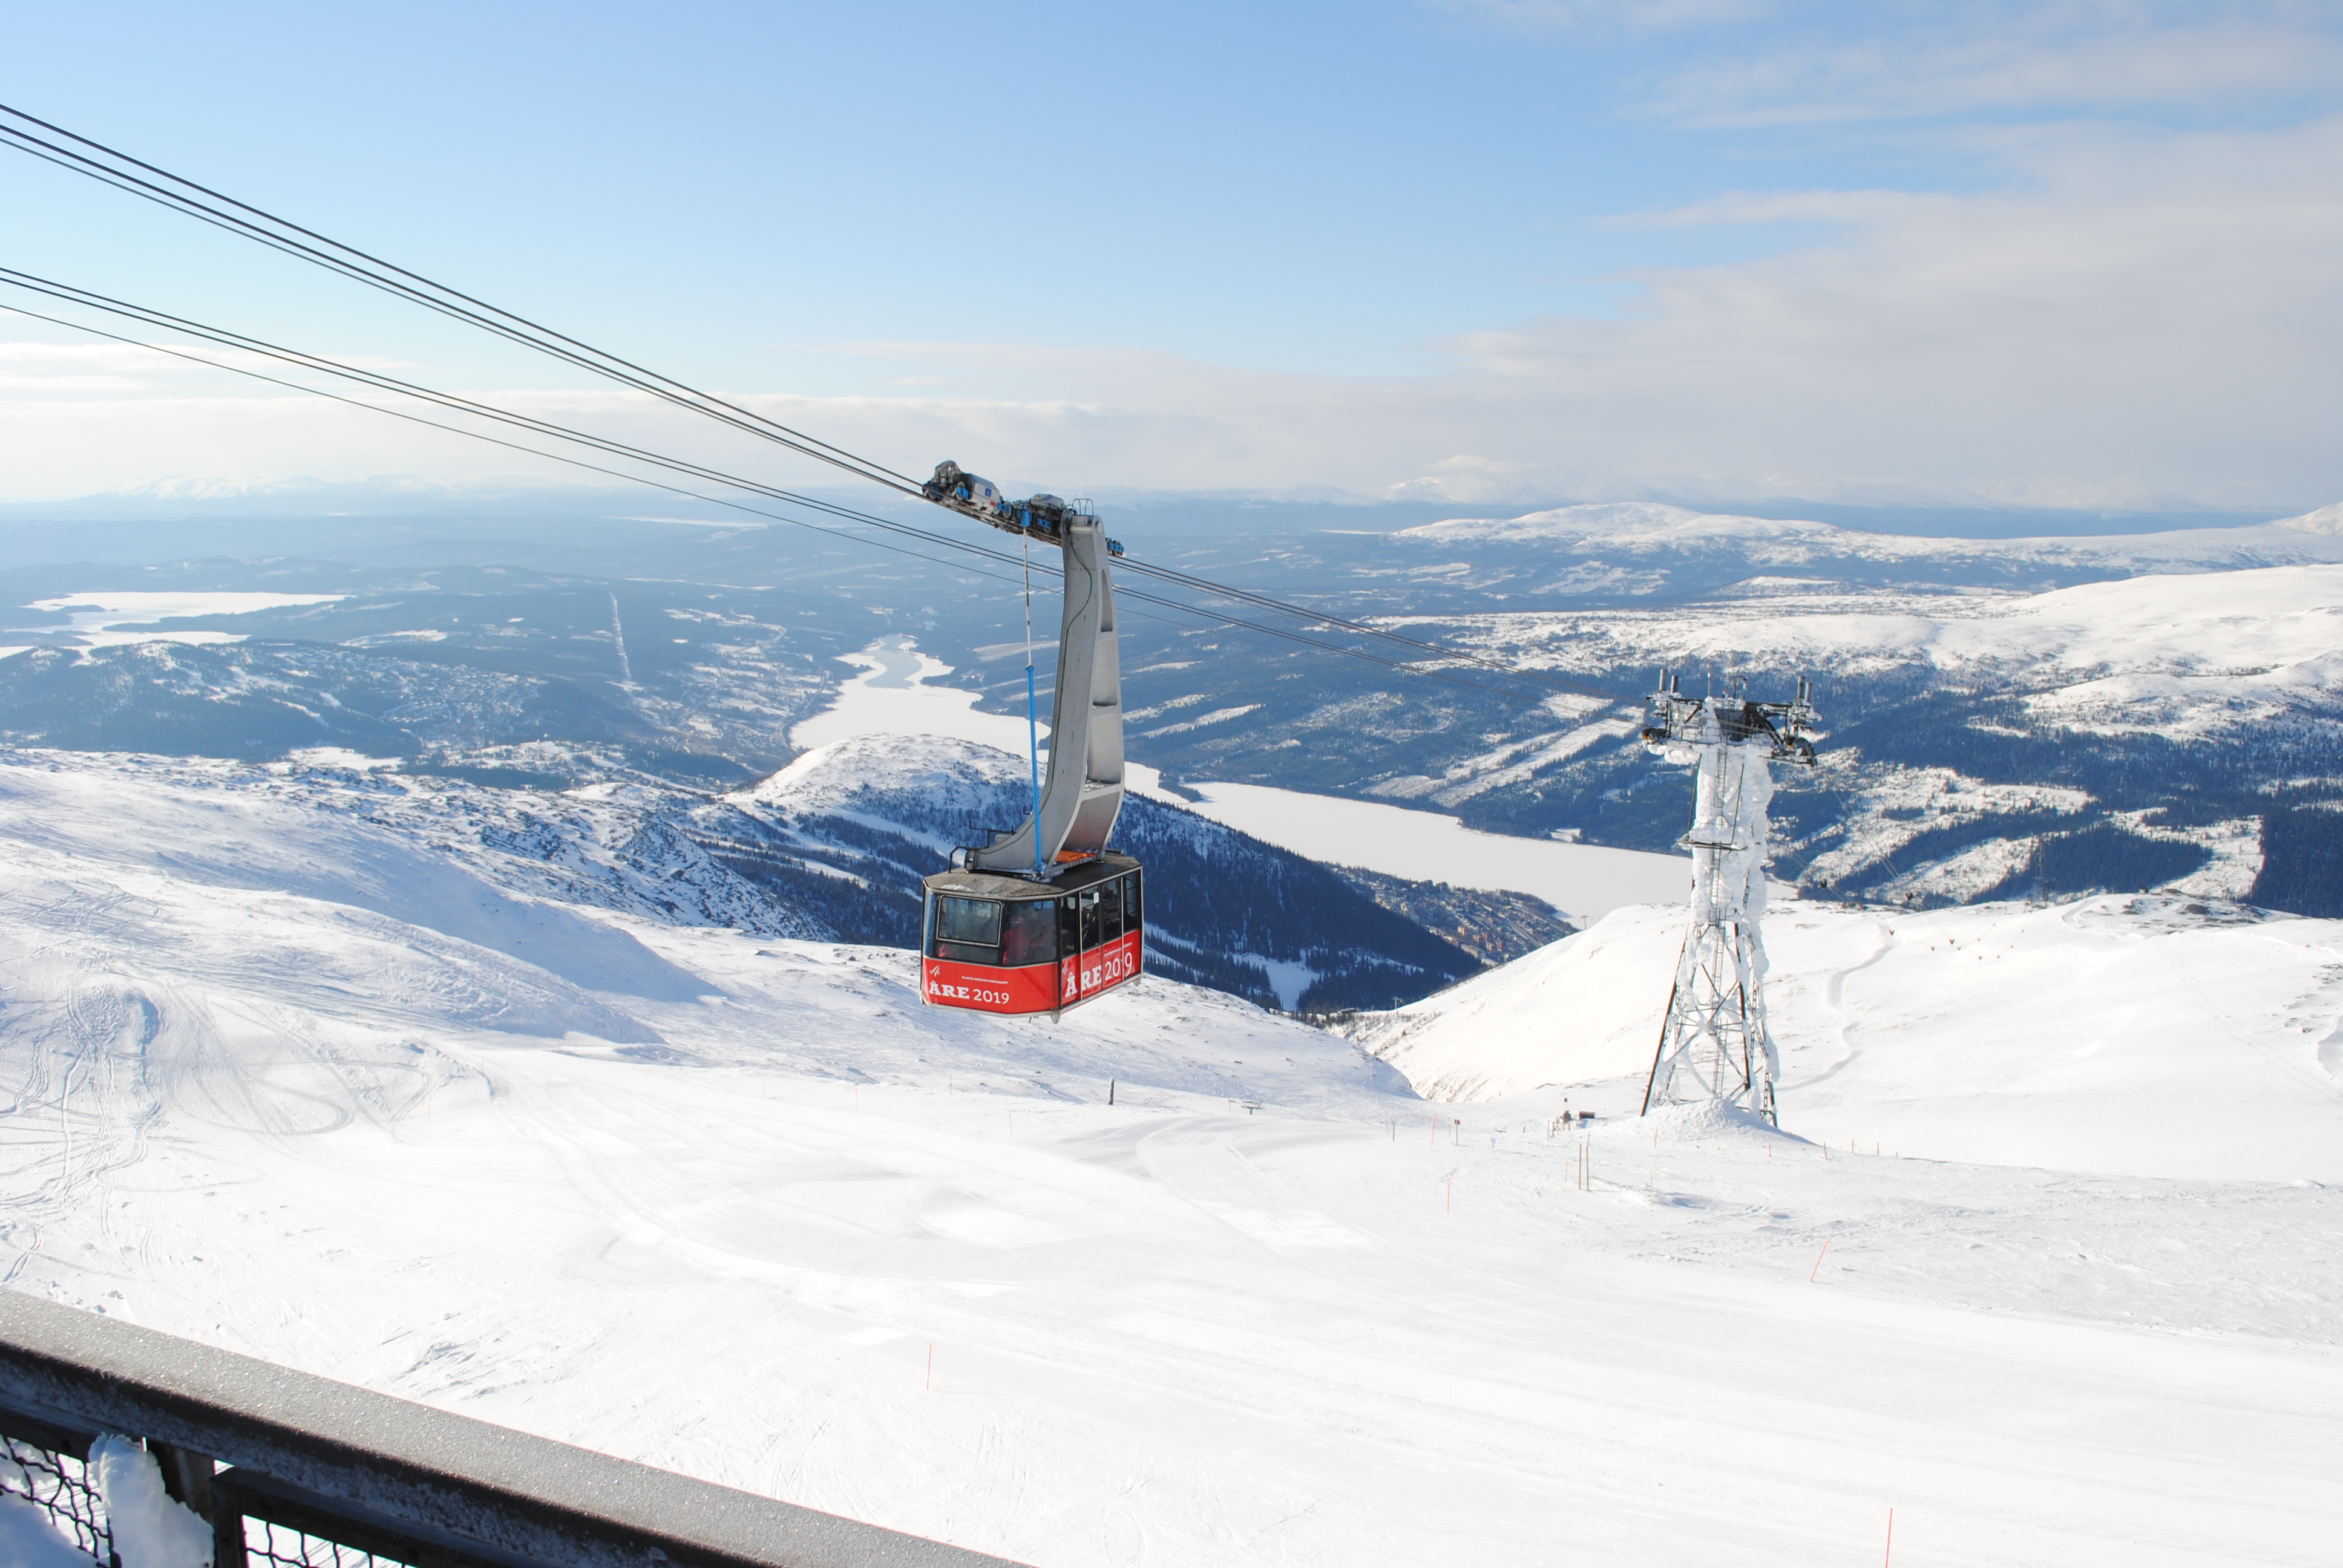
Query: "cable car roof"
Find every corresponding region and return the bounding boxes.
[923,854,1139,902]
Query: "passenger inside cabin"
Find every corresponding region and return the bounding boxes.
[1001,899,1056,967]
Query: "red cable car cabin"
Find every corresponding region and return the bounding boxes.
[920,855,1142,1016]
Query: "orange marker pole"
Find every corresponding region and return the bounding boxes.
[1810,1239,1832,1282]
[1884,1507,1894,1566]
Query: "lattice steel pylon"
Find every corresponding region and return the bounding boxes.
[1639,673,1819,1125]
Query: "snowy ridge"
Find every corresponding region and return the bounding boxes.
[0,750,825,950]
[0,728,1475,1020]
[1403,499,2343,572]
[1397,506,2343,743]
[1427,564,2343,729]
[2275,501,2343,535]
[745,731,1031,819]
[1352,895,2343,1183]
[1936,566,2343,735]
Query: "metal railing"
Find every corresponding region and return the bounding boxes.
[0,1292,1021,1567]
[2,1403,113,1562]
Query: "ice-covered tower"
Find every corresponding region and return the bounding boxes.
[1639,675,1818,1125]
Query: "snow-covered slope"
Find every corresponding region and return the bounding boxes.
[1402,499,2343,574]
[1934,565,2343,733]
[1353,895,2343,1183]
[0,730,1487,1018]
[0,756,1385,1111]
[744,727,1027,826]
[1432,561,2343,725]
[2276,500,2343,535]
[0,747,824,964]
[2,753,2339,1566]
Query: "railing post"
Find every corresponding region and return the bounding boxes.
[149,1442,214,1519]
[211,1491,249,1568]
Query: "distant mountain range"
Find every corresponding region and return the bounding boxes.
[0,492,2333,924]
[1103,501,2343,919]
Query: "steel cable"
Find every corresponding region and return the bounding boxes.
[1,105,1621,707]
[0,103,921,496]
[0,293,1543,704]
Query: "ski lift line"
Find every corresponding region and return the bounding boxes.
[0,128,809,456]
[7,110,1612,710]
[0,300,1037,593]
[0,134,923,496]
[905,498,1619,702]
[0,106,917,489]
[0,106,923,497]
[0,267,1040,580]
[0,296,1539,703]
[1109,555,1621,704]
[1,272,1564,704]
[1114,588,1547,702]
[6,108,1611,706]
[0,266,896,510]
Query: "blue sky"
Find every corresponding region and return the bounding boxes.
[4,1,2341,513]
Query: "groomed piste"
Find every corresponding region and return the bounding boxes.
[0,746,2338,1566]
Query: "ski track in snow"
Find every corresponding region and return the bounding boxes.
[0,751,2337,1565]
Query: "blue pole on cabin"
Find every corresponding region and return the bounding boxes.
[1026,661,1043,878]
[1022,528,1044,880]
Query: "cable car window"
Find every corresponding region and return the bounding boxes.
[1098,878,1122,941]
[1058,896,1080,958]
[1002,899,1056,966]
[1123,872,1143,932]
[1078,887,1103,950]
[933,896,1001,962]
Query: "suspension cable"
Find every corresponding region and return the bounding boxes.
[0,300,1031,588]
[0,105,1619,706]
[0,266,955,549]
[1,295,1550,706]
[0,102,925,497]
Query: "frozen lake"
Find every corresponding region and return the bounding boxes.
[790,635,1053,757]
[790,639,1689,921]
[1177,780,1686,922]
[13,590,347,652]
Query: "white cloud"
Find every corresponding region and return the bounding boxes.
[1642,3,2343,125]
[727,119,2343,511]
[3,117,2339,514]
